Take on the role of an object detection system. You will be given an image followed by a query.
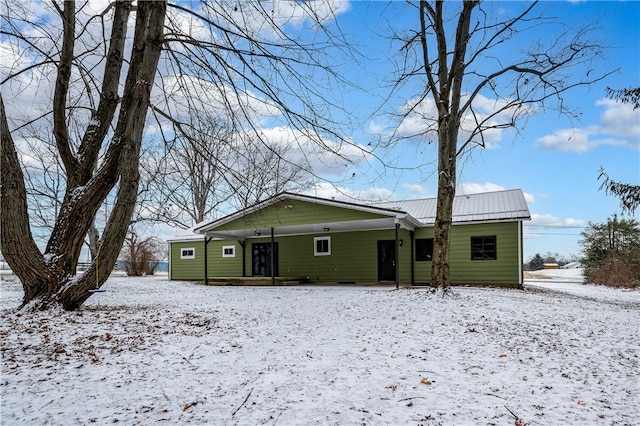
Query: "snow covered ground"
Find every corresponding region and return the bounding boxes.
[1,270,638,425]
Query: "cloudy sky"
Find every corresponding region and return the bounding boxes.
[297,1,640,260]
[2,1,638,261]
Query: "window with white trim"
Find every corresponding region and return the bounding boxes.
[181,248,195,259]
[222,245,236,258]
[314,236,331,256]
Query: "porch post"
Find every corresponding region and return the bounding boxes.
[204,236,212,286]
[239,240,246,277]
[410,230,415,285]
[395,223,400,289]
[270,227,275,286]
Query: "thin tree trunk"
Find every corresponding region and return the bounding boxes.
[87,222,99,260]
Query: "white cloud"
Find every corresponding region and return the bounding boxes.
[459,182,535,203]
[303,183,393,202]
[459,182,507,194]
[528,213,586,228]
[402,183,426,196]
[214,0,351,41]
[375,92,527,149]
[154,75,281,128]
[535,128,591,153]
[535,99,640,153]
[594,98,640,139]
[240,126,370,179]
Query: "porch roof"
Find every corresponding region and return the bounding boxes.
[193,192,421,241]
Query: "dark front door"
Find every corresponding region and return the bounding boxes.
[377,240,396,281]
[252,242,279,277]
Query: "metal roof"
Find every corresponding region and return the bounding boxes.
[374,189,530,225]
[176,189,530,242]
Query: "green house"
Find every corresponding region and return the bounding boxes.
[168,189,531,287]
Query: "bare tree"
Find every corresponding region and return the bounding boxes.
[140,113,235,229]
[2,1,165,310]
[225,131,314,211]
[1,1,355,311]
[140,105,314,229]
[18,128,105,260]
[387,1,611,291]
[120,232,163,277]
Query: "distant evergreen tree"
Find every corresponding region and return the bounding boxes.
[529,253,545,271]
[580,215,640,268]
[580,215,640,287]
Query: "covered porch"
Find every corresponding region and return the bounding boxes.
[198,217,418,288]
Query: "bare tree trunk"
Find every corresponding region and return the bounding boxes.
[1,0,167,311]
[424,1,477,290]
[430,118,457,289]
[57,1,166,311]
[1,95,55,303]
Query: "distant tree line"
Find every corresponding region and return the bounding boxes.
[524,253,579,271]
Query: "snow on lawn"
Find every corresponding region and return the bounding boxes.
[1,274,638,425]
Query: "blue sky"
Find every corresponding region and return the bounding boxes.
[297,1,640,261]
[1,1,638,262]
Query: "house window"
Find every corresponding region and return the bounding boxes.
[222,245,235,258]
[314,237,331,256]
[471,236,497,260]
[415,238,433,261]
[181,248,195,259]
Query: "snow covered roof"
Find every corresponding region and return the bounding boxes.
[375,188,530,225]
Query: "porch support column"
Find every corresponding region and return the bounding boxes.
[270,227,275,286]
[395,223,400,289]
[239,240,246,277]
[204,236,212,286]
[410,230,415,285]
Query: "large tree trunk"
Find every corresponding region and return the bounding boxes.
[1,95,56,303]
[430,119,457,289]
[427,0,477,290]
[0,1,167,311]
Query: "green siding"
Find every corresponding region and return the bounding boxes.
[247,229,412,282]
[413,222,521,284]
[170,241,205,280]
[170,221,522,286]
[169,240,244,280]
[214,199,390,231]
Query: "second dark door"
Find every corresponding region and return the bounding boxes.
[377,240,396,281]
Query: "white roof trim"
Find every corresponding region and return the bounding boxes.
[193,192,420,235]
